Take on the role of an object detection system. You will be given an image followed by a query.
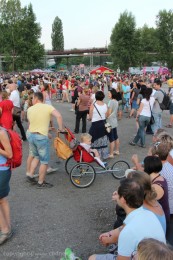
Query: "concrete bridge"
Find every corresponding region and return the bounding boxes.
[0,47,110,70]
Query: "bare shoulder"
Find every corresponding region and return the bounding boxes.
[0,128,9,138]
[0,128,6,136]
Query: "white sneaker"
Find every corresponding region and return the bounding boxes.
[47,167,59,174]
[33,167,59,177]
[70,109,75,112]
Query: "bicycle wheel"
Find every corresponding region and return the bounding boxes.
[70,163,96,188]
[111,160,130,179]
[65,155,76,175]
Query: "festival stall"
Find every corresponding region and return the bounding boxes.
[89,66,114,74]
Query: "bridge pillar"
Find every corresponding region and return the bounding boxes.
[44,55,47,68]
[90,53,93,67]
[100,55,102,66]
[66,57,69,68]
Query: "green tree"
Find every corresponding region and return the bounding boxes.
[0,0,44,71]
[51,16,64,66]
[17,3,44,70]
[156,9,173,70]
[137,25,159,66]
[0,0,22,70]
[109,11,140,70]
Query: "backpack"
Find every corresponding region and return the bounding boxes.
[158,90,171,110]
[0,128,23,169]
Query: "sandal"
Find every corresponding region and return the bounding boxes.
[113,151,120,155]
[0,231,13,245]
[165,124,172,128]
[108,154,114,159]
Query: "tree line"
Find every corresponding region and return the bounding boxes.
[109,10,173,71]
[0,0,173,72]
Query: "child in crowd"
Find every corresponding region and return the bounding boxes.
[80,133,106,168]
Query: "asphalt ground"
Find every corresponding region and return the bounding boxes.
[0,86,172,260]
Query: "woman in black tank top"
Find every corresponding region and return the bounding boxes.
[144,156,170,223]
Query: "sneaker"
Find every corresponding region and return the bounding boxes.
[47,167,59,174]
[0,231,13,245]
[100,161,108,168]
[70,109,75,112]
[129,141,136,146]
[37,181,53,189]
[26,176,37,184]
[138,144,146,148]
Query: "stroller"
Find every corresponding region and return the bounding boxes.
[58,128,130,188]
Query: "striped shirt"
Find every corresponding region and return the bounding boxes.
[160,161,173,214]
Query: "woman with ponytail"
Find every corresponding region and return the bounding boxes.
[127,171,166,233]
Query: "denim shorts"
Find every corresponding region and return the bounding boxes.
[0,168,11,199]
[132,100,139,110]
[27,131,50,164]
[107,127,118,142]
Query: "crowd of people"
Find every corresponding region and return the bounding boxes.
[0,71,173,259]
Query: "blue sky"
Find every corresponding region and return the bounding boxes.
[20,0,172,50]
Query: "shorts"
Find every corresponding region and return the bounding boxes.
[132,100,139,110]
[107,127,118,143]
[96,254,116,260]
[71,96,76,104]
[170,103,173,114]
[0,168,11,199]
[118,100,123,111]
[27,131,50,164]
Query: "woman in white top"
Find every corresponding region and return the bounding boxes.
[89,91,109,159]
[130,88,155,147]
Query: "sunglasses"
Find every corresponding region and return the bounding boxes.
[153,141,161,149]
[131,250,137,259]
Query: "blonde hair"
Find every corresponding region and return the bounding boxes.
[153,128,167,140]
[80,133,92,143]
[152,133,173,160]
[137,238,173,260]
[83,87,90,94]
[116,82,122,93]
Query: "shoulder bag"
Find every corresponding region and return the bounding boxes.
[93,102,112,133]
[149,101,155,125]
